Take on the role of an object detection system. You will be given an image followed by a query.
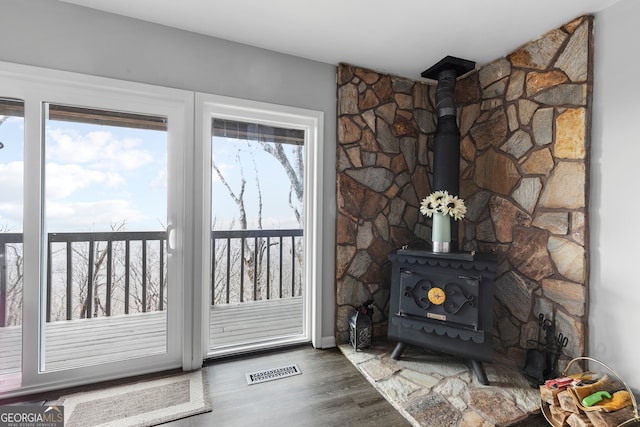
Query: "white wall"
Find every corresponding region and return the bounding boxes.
[0,0,337,345]
[592,0,640,396]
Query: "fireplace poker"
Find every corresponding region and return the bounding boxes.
[551,333,569,376]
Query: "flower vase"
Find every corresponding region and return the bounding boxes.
[432,212,451,253]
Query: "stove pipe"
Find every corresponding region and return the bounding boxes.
[421,56,475,251]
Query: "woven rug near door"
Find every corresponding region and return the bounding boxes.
[57,370,212,427]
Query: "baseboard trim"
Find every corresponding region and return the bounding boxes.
[320,336,336,348]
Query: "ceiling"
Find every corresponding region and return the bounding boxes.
[60,0,621,80]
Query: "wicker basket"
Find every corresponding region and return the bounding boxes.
[541,357,639,426]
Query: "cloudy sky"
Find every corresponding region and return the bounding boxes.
[0,115,301,233]
[0,115,167,232]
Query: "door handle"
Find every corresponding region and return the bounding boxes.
[167,225,176,255]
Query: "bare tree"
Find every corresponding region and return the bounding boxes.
[256,139,305,297]
[45,221,168,320]
[257,141,304,226]
[127,239,166,313]
[212,152,248,230]
[211,135,305,304]
[60,239,109,320]
[0,118,22,325]
[211,152,262,302]
[3,244,23,326]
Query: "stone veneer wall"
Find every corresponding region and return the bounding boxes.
[336,15,592,366]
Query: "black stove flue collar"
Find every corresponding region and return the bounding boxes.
[420,55,475,81]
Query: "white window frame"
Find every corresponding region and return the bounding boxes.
[194,93,324,359]
[0,60,324,399]
[0,61,194,397]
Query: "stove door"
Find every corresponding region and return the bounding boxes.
[398,268,481,330]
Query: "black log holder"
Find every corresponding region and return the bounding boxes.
[523,314,570,386]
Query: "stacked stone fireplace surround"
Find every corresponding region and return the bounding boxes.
[336,15,591,370]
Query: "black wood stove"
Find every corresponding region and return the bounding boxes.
[387,249,498,384]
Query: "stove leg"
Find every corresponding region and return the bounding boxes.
[471,360,489,385]
[391,342,407,360]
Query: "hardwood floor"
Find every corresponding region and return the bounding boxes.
[164,344,411,427]
[4,343,552,426]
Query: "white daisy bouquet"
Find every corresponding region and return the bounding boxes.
[419,190,467,221]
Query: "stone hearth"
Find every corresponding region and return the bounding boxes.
[339,341,548,427]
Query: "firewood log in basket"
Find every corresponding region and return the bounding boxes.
[540,357,639,427]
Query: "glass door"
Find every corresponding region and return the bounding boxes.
[40,103,172,372]
[0,64,192,396]
[208,117,306,355]
[197,94,325,359]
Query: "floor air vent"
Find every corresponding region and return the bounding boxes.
[245,364,301,385]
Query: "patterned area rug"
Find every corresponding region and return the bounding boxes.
[57,370,212,427]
